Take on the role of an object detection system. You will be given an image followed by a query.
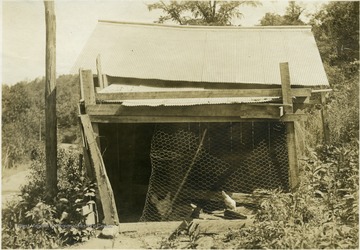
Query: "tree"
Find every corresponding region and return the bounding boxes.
[260,13,285,26]
[148,0,261,26]
[310,1,359,66]
[283,1,305,25]
[260,1,305,26]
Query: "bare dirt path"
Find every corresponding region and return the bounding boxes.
[2,169,30,206]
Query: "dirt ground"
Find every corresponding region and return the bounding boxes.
[70,219,252,249]
[71,230,171,249]
[2,168,30,207]
[1,166,249,249]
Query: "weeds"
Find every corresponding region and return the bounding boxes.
[221,141,359,249]
[2,148,99,249]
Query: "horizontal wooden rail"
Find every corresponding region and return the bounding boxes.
[96,88,311,101]
[87,103,280,117]
[86,103,306,123]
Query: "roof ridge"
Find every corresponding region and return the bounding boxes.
[98,19,312,30]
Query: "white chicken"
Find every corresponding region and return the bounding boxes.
[221,191,236,210]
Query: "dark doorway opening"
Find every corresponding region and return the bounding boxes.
[98,123,154,222]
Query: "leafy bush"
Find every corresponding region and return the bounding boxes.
[223,142,359,249]
[2,149,99,249]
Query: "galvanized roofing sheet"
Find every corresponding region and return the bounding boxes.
[73,21,329,87]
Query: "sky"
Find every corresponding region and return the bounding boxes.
[1,0,328,85]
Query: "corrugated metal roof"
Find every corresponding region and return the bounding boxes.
[98,83,206,93]
[73,20,329,87]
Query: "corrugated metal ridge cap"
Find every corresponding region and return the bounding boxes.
[98,20,312,30]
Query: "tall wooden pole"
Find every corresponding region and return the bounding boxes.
[44,0,57,198]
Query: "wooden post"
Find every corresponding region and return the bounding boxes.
[78,70,116,224]
[96,55,104,89]
[79,69,101,147]
[39,116,42,141]
[321,92,330,144]
[44,0,57,198]
[280,62,299,190]
[80,114,119,225]
[80,70,96,108]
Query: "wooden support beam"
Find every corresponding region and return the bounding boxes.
[88,114,306,123]
[280,62,299,190]
[321,92,330,144]
[96,88,311,101]
[80,114,119,225]
[80,69,101,146]
[86,103,281,118]
[103,74,109,88]
[96,55,104,90]
[280,63,293,114]
[80,70,96,107]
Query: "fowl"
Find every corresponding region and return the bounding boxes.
[221,191,236,210]
[151,192,173,219]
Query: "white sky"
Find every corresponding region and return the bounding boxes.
[2,0,328,85]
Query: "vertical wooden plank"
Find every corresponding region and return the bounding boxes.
[44,0,58,198]
[280,62,299,190]
[80,114,119,225]
[321,92,330,144]
[92,123,101,149]
[285,123,299,190]
[96,54,104,90]
[280,62,293,113]
[78,117,95,181]
[103,74,109,88]
[79,69,101,146]
[79,68,84,100]
[80,69,96,107]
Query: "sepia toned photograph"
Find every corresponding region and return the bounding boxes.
[2,0,359,249]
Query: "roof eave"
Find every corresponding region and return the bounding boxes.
[98,19,312,30]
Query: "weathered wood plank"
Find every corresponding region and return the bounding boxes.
[96,88,311,101]
[321,92,330,144]
[96,55,104,90]
[286,123,299,190]
[86,103,281,118]
[80,114,119,225]
[103,74,109,88]
[118,219,253,235]
[280,62,299,190]
[80,70,96,107]
[92,123,101,149]
[88,114,306,123]
[280,62,293,114]
[79,68,85,100]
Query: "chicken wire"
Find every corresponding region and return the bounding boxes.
[140,122,289,222]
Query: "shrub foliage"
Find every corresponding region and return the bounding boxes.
[2,149,98,249]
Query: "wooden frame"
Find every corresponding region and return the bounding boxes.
[78,62,323,225]
[96,88,311,101]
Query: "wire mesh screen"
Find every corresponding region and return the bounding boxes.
[140,122,289,222]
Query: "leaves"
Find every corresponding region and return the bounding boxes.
[260,1,305,26]
[2,150,99,248]
[148,0,261,26]
[2,74,81,167]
